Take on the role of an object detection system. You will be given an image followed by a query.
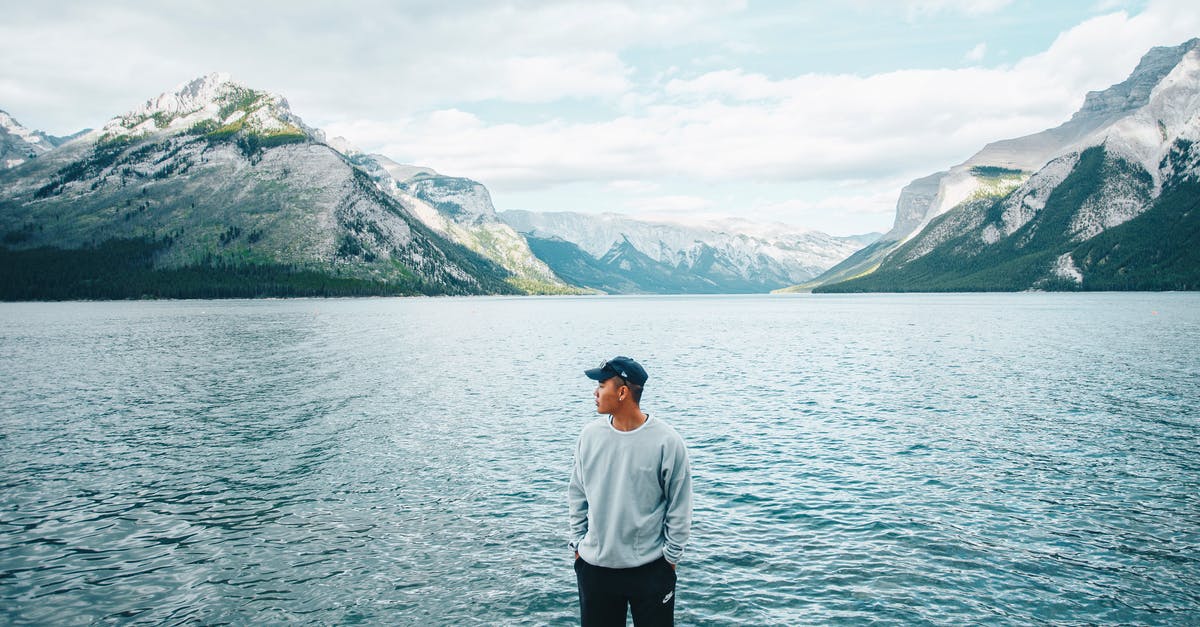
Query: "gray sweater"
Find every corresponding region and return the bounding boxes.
[568,414,692,568]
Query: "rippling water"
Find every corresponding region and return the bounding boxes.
[1,294,1197,625]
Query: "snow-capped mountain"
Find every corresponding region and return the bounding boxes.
[811,38,1200,292]
[500,210,874,293]
[0,110,75,169]
[0,74,516,298]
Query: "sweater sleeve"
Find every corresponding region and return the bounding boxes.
[567,440,588,552]
[660,436,692,564]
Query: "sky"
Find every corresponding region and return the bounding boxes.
[1,0,1198,236]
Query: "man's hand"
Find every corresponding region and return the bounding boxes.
[574,551,579,561]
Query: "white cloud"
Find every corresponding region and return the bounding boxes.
[3,0,1198,233]
[848,0,1014,18]
[326,0,1200,200]
[775,191,901,216]
[346,61,1073,191]
[623,194,715,213]
[965,43,988,63]
[608,180,661,193]
[0,0,741,134]
[1006,6,1199,100]
[903,0,1013,18]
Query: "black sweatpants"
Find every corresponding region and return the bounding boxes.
[574,556,677,627]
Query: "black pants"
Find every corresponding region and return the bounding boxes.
[574,556,676,627]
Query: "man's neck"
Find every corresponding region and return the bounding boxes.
[610,407,647,432]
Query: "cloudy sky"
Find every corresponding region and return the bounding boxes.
[2,0,1198,235]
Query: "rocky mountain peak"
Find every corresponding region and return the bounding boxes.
[1,109,57,168]
[100,72,313,142]
[399,173,499,224]
[136,72,234,118]
[1,110,45,142]
[1070,37,1200,124]
[1,110,30,134]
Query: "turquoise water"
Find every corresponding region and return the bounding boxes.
[1,293,1197,625]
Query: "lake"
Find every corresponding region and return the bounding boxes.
[1,293,1197,625]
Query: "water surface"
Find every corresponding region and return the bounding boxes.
[1,294,1197,625]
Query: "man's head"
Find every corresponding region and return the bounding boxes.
[585,356,647,412]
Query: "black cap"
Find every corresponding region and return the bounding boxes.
[585,356,648,386]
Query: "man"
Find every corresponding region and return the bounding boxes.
[568,356,693,627]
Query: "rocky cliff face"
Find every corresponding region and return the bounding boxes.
[0,74,515,298]
[815,38,1200,292]
[346,152,573,293]
[809,38,1200,292]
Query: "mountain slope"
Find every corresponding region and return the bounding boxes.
[1070,177,1199,290]
[804,37,1200,292]
[0,74,516,299]
[522,234,641,294]
[813,38,1200,293]
[347,152,577,294]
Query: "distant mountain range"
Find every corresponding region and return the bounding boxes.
[0,74,870,299]
[795,37,1200,292]
[5,39,1197,300]
[0,74,518,298]
[500,210,874,293]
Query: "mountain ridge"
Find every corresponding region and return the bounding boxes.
[0,74,519,299]
[3,72,869,298]
[810,37,1200,293]
[800,37,1200,293]
[500,209,871,293]
[343,151,577,293]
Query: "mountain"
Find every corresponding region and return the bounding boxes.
[519,235,643,294]
[805,38,1200,293]
[500,210,873,293]
[0,73,516,299]
[0,110,81,169]
[344,152,578,294]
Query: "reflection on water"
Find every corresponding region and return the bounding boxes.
[1,294,1198,625]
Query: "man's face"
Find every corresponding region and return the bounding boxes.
[594,377,625,414]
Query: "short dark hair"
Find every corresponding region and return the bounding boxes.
[614,376,644,405]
